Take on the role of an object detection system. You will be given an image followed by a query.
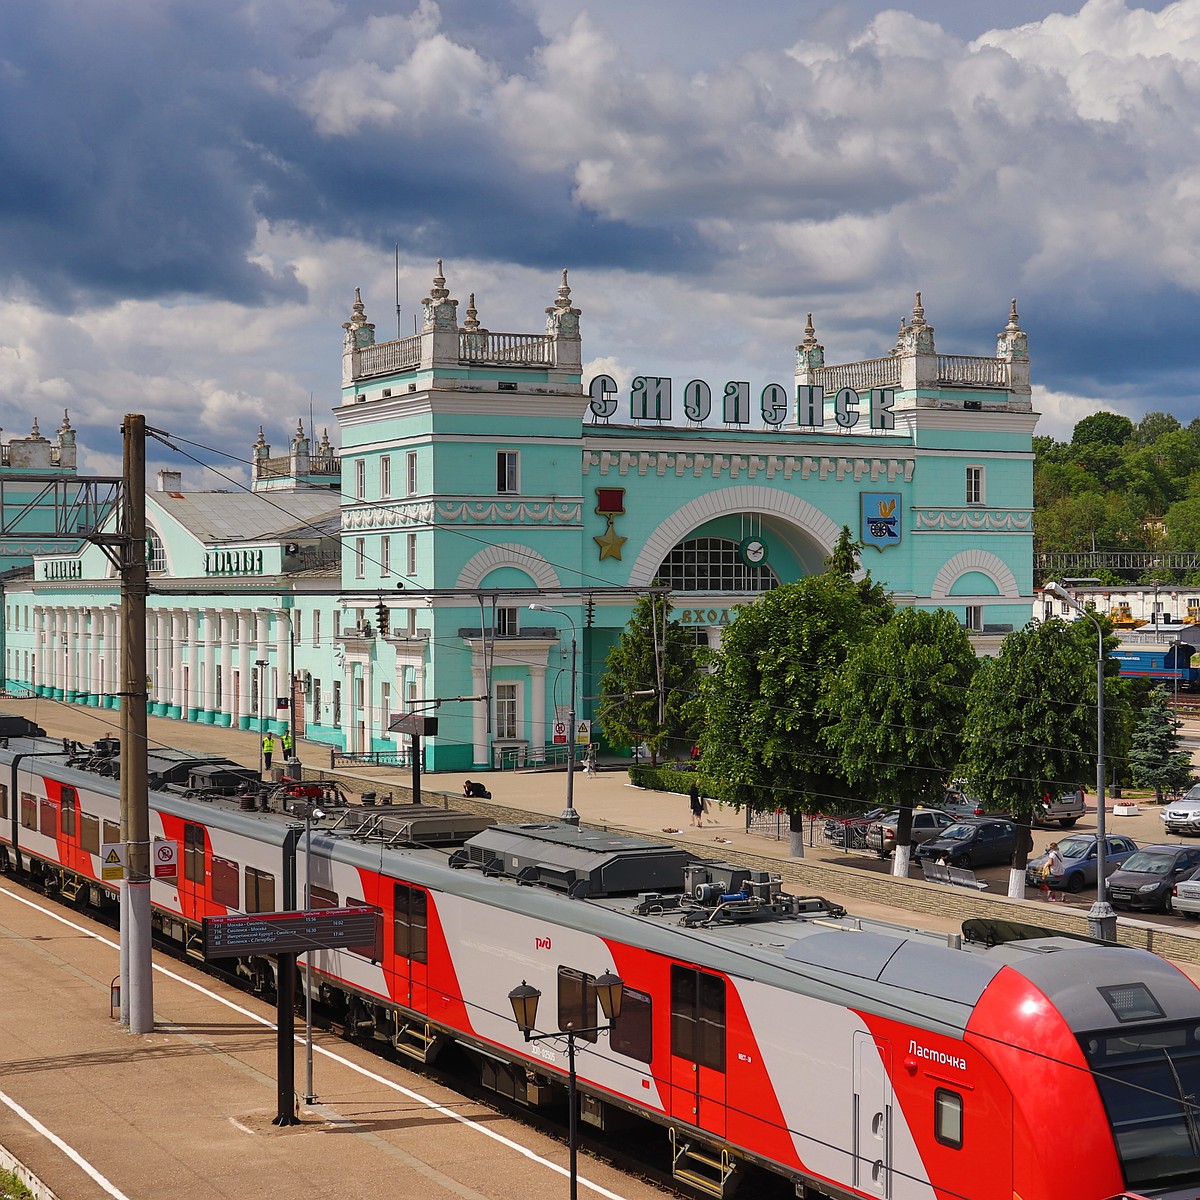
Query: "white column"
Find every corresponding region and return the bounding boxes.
[188,609,203,717]
[171,610,187,715]
[202,607,218,720]
[155,609,170,712]
[274,608,289,732]
[220,610,235,726]
[82,608,95,702]
[472,662,488,766]
[104,607,120,706]
[361,660,373,749]
[530,664,546,757]
[238,611,253,728]
[341,663,353,752]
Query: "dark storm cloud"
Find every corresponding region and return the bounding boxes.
[0,1,706,313]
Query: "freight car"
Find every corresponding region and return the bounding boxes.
[0,732,1196,1200]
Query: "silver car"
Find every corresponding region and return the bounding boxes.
[1172,866,1200,918]
[1161,785,1200,835]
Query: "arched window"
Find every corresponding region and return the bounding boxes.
[146,528,166,573]
[657,537,778,594]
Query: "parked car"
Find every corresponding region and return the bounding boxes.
[1035,787,1086,828]
[1024,834,1139,894]
[865,808,957,858]
[912,817,1019,869]
[1160,784,1200,835]
[1105,844,1200,912]
[1171,866,1200,919]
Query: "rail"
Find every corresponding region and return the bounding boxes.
[492,743,575,770]
[329,748,421,769]
[935,355,1009,388]
[811,358,899,392]
[355,336,422,377]
[459,331,555,365]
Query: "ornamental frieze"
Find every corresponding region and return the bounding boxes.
[913,508,1033,533]
[582,448,914,484]
[341,499,581,531]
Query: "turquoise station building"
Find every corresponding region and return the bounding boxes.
[2,266,1036,773]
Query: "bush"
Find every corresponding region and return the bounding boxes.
[629,765,728,803]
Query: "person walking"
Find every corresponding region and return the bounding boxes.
[689,783,704,827]
[1045,841,1066,902]
[262,732,275,773]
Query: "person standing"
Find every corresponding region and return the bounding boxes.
[281,729,294,759]
[1045,841,1066,902]
[689,783,704,827]
[262,732,275,773]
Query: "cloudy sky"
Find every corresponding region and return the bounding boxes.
[1,0,1196,484]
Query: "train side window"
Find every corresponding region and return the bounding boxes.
[103,820,120,848]
[39,798,56,837]
[557,967,598,1043]
[183,823,205,884]
[393,883,428,963]
[347,897,383,960]
[0,783,7,820]
[670,965,726,1072]
[244,867,275,914]
[80,812,99,855]
[610,986,653,1063]
[211,856,239,909]
[60,787,76,837]
[20,792,36,831]
[934,1088,963,1149]
[309,885,338,909]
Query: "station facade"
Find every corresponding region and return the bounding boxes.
[2,267,1037,772]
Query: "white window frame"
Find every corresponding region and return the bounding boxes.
[355,459,366,501]
[406,450,418,496]
[497,450,519,494]
[406,533,417,576]
[495,681,520,740]
[354,538,366,579]
[312,610,320,647]
[966,465,985,505]
[380,455,391,499]
[381,535,391,577]
[494,607,519,636]
[965,605,983,631]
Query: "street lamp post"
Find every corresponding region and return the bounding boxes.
[508,971,624,1200]
[1044,581,1116,941]
[255,658,269,777]
[529,603,579,826]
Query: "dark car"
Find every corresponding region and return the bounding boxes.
[1105,845,1200,912]
[913,818,1019,869]
[1024,834,1139,894]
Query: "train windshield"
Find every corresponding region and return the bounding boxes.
[1083,1021,1200,1192]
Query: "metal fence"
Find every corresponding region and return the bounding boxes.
[328,748,419,769]
[745,810,878,852]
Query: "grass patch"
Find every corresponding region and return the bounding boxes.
[0,1167,33,1200]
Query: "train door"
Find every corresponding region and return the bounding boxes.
[179,821,206,922]
[392,882,428,1012]
[668,965,727,1136]
[852,1031,893,1197]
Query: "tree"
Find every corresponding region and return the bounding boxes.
[825,525,861,579]
[1134,411,1182,448]
[1072,411,1134,448]
[1128,688,1192,803]
[697,572,891,856]
[596,593,701,767]
[822,608,977,877]
[960,618,1120,898]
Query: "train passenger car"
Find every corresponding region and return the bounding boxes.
[1112,643,1200,687]
[1,736,1199,1200]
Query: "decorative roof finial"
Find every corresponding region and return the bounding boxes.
[254,426,267,449]
[910,291,925,326]
[463,292,480,331]
[553,268,573,311]
[1006,298,1021,331]
[59,409,72,432]
[802,313,818,347]
[429,259,449,302]
[30,417,40,438]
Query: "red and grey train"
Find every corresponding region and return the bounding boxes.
[0,732,1197,1200]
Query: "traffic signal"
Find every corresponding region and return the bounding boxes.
[375,600,389,635]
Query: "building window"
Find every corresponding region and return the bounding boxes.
[146,528,167,573]
[965,606,983,632]
[658,537,779,594]
[406,533,417,576]
[333,681,342,726]
[406,450,418,496]
[381,683,390,731]
[312,610,320,647]
[381,536,391,577]
[495,682,519,740]
[380,455,391,498]
[355,459,366,500]
[496,450,519,494]
[313,680,322,722]
[966,465,984,505]
[355,538,366,579]
[494,607,518,636]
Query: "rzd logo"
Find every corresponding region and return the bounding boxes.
[535,936,552,950]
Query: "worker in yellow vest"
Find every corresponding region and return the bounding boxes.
[262,733,275,772]
[281,730,294,758]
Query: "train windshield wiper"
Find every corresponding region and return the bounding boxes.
[1162,1048,1200,1158]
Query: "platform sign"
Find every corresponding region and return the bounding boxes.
[576,720,591,744]
[153,838,178,879]
[552,720,568,745]
[100,842,125,881]
[202,906,381,961]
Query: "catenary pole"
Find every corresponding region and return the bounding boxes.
[120,414,153,1031]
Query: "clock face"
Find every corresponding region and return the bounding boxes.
[740,537,767,566]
